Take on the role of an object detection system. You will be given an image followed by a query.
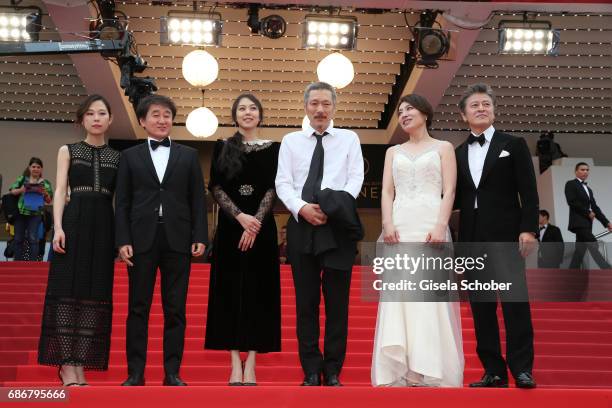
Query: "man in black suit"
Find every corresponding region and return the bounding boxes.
[276,82,364,387]
[565,162,612,269]
[115,95,208,386]
[537,210,564,269]
[454,83,539,389]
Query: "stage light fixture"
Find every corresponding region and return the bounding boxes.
[302,15,357,51]
[498,20,559,55]
[91,0,126,41]
[160,12,222,46]
[415,27,450,69]
[247,5,286,39]
[0,10,41,42]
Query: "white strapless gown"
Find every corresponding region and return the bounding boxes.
[371,145,464,387]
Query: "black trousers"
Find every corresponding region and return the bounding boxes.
[126,223,191,376]
[290,253,352,377]
[467,217,534,379]
[570,228,611,269]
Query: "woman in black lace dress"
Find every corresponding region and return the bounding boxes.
[38,95,120,386]
[205,94,281,386]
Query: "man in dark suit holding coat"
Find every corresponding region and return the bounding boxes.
[454,83,539,389]
[115,95,208,386]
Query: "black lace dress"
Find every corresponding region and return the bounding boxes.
[38,141,120,370]
[205,138,281,352]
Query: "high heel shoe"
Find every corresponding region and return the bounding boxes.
[228,361,243,386]
[242,360,257,386]
[58,367,79,387]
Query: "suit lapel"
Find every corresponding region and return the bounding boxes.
[574,179,590,202]
[161,142,181,185]
[138,142,160,184]
[457,142,476,190]
[480,131,508,186]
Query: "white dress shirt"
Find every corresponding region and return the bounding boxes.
[577,177,592,211]
[275,124,364,221]
[148,136,171,215]
[539,224,548,241]
[468,125,495,208]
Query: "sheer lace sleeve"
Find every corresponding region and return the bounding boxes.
[255,188,276,222]
[211,185,242,218]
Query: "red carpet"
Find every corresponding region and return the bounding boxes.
[1,261,611,407]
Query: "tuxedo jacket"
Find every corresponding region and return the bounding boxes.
[564,178,609,232]
[454,130,539,242]
[538,224,564,268]
[115,141,208,254]
[540,224,563,243]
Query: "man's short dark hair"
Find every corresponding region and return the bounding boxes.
[539,210,550,219]
[304,82,337,105]
[574,162,590,171]
[458,83,496,113]
[136,95,177,121]
[575,162,589,171]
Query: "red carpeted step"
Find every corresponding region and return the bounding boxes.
[2,262,612,390]
[12,365,612,387]
[0,387,611,408]
[6,349,608,371]
[6,324,612,343]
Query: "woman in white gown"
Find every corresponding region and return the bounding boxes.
[371,94,464,387]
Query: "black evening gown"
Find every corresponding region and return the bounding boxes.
[205,138,281,352]
[38,141,120,370]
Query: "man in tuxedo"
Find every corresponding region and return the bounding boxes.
[276,82,364,386]
[115,95,208,386]
[565,162,612,269]
[454,83,539,388]
[538,210,564,269]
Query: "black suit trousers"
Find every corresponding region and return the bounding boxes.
[290,251,352,377]
[126,223,191,376]
[570,228,611,269]
[467,217,534,378]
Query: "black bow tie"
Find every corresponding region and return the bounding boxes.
[581,181,587,186]
[539,226,546,231]
[468,133,486,146]
[150,138,170,150]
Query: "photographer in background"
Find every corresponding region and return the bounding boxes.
[8,157,53,261]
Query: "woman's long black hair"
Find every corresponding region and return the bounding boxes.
[216,93,264,180]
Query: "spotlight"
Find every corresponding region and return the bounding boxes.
[498,21,559,55]
[302,15,357,50]
[160,12,222,46]
[0,10,41,42]
[247,5,286,39]
[415,27,450,69]
[91,0,125,41]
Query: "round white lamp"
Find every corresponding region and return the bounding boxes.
[186,107,218,138]
[182,50,219,87]
[316,52,354,89]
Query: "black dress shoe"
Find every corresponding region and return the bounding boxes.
[469,373,508,388]
[121,374,145,386]
[163,374,187,386]
[301,373,321,386]
[323,374,343,387]
[515,372,536,389]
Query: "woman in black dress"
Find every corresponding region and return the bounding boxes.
[38,95,120,386]
[205,94,281,386]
